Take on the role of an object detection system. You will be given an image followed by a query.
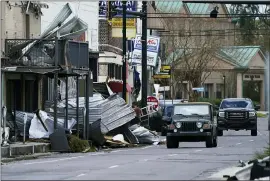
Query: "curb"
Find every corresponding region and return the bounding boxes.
[1,152,53,164]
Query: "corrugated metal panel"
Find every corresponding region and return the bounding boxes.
[21,3,73,59]
[44,93,135,133]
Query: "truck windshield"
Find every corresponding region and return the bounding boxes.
[220,100,252,109]
[174,105,210,116]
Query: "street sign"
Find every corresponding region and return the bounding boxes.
[192,87,205,92]
[147,96,159,109]
[153,65,171,79]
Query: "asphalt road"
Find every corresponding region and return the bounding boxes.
[1,118,269,180]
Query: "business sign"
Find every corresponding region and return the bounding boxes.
[112,28,136,39]
[99,1,137,18]
[133,35,160,53]
[111,18,136,28]
[130,35,160,67]
[131,50,158,67]
[153,65,171,79]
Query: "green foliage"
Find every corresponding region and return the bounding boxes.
[254,146,270,159]
[257,112,267,118]
[67,135,95,153]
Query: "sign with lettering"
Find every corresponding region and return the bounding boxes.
[130,34,160,67]
[111,18,136,28]
[99,1,137,17]
[131,50,158,67]
[153,65,171,79]
[133,35,160,53]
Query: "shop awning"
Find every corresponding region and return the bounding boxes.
[108,81,132,93]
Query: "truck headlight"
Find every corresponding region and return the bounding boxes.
[203,122,211,129]
[175,122,182,128]
[196,122,202,128]
[219,112,225,117]
[249,112,256,117]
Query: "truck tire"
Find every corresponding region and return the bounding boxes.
[212,135,218,147]
[217,130,223,136]
[166,136,179,149]
[206,136,214,148]
[251,129,257,136]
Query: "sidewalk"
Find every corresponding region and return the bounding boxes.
[257,111,269,115]
[1,142,50,158]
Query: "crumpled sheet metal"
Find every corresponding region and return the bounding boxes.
[45,93,135,133]
[29,110,77,139]
[14,111,35,137]
[131,126,160,144]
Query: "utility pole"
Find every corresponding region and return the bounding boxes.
[122,1,127,102]
[268,41,270,130]
[141,1,148,108]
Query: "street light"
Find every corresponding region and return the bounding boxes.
[223,75,226,98]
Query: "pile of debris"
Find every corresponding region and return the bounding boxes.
[4,93,162,151]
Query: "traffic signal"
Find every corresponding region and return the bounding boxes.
[107,1,117,20]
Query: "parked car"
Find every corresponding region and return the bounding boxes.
[166,102,218,149]
[159,99,188,136]
[216,98,260,136]
[160,105,173,136]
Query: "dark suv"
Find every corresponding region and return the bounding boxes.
[166,102,217,148]
[217,98,260,136]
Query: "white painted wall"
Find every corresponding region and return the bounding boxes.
[41,1,99,50]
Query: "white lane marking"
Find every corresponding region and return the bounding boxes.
[249,140,254,142]
[23,146,152,166]
[76,174,85,177]
[109,165,119,169]
[236,143,242,145]
[168,154,178,156]
[141,146,153,150]
[91,153,105,156]
[24,156,84,165]
[194,150,202,152]
[143,159,148,161]
[111,150,124,153]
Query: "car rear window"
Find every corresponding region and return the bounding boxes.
[220,100,253,109]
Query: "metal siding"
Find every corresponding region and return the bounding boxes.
[68,41,89,68]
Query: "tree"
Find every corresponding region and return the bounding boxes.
[160,18,222,101]
[230,4,270,51]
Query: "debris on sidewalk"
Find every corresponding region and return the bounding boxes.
[131,125,160,145]
[104,135,130,148]
[2,92,161,155]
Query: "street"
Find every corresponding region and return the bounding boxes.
[2,118,269,180]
